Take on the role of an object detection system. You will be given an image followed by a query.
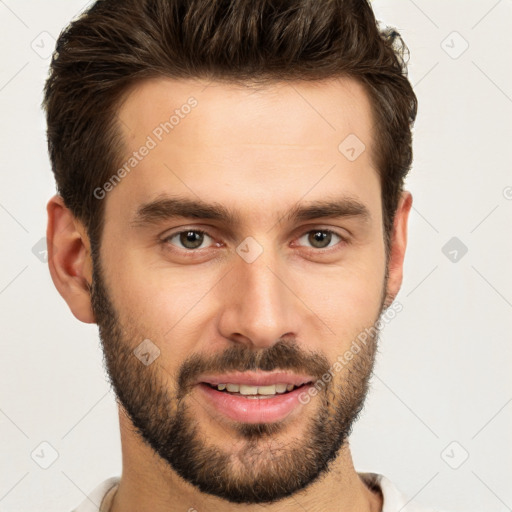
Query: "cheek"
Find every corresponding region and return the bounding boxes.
[295,247,386,350]
[104,253,220,354]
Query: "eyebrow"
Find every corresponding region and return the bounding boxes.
[130,194,371,229]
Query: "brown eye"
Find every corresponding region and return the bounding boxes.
[298,230,342,249]
[165,230,212,250]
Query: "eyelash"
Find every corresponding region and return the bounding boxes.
[161,227,348,254]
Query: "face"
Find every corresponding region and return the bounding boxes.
[91,77,390,504]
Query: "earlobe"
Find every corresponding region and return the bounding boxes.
[46,195,96,324]
[384,191,413,307]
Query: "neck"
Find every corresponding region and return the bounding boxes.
[110,408,382,512]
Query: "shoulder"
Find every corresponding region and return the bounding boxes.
[358,472,452,512]
[70,476,120,512]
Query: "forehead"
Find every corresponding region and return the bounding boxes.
[108,76,379,227]
[118,76,375,152]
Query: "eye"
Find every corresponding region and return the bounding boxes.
[161,227,346,255]
[164,229,214,250]
[296,229,344,250]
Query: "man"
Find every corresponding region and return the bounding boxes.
[43,0,445,511]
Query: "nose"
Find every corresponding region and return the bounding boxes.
[216,245,304,349]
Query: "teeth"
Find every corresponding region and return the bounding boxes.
[240,384,259,395]
[215,383,297,395]
[255,385,278,395]
[275,383,287,393]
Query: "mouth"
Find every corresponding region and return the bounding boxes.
[203,381,308,397]
[194,372,315,423]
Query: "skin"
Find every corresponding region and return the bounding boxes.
[47,76,412,512]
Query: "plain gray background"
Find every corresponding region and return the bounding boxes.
[1,1,511,511]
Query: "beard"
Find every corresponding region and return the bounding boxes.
[90,254,384,504]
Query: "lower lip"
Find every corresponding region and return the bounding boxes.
[196,383,312,424]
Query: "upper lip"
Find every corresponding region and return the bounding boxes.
[197,371,314,387]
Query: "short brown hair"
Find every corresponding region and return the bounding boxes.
[43,0,417,258]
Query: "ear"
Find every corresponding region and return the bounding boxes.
[384,191,413,307]
[46,194,95,324]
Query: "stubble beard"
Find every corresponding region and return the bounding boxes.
[90,254,384,504]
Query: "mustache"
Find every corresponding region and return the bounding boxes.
[177,338,331,394]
